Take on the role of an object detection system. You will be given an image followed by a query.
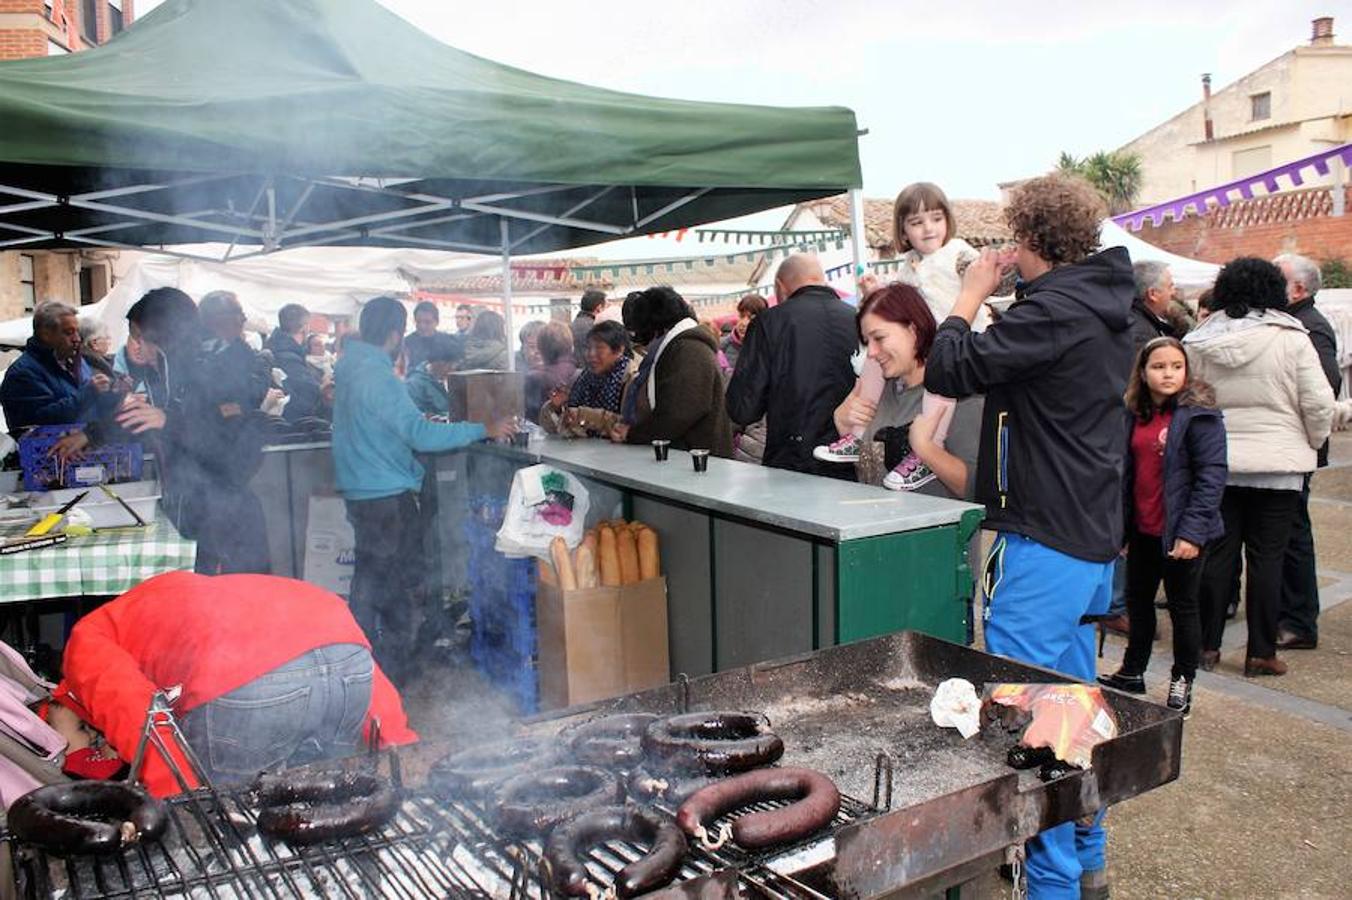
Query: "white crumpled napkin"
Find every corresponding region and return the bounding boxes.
[929,677,981,739]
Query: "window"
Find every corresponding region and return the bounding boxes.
[43,0,55,20]
[78,268,95,306]
[108,0,123,35]
[1233,145,1273,181]
[81,0,99,44]
[1251,92,1271,122]
[19,254,37,314]
[46,39,68,56]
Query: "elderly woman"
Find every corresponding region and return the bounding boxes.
[540,321,636,436]
[612,286,733,457]
[1185,257,1334,677]
[78,318,117,378]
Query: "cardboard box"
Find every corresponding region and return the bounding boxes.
[446,371,525,425]
[303,494,356,596]
[535,576,670,710]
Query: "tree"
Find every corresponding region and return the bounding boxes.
[1057,150,1144,215]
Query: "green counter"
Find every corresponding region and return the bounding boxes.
[472,439,984,676]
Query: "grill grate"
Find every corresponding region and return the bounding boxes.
[6,780,874,899]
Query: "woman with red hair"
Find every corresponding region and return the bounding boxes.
[835,283,984,501]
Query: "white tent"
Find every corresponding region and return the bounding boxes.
[1098,220,1220,290]
[0,244,498,349]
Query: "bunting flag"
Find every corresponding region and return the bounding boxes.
[566,237,848,280]
[694,227,848,245]
[509,263,570,280]
[824,257,906,282]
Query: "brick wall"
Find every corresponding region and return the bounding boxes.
[0,29,46,58]
[0,2,44,13]
[1134,186,1352,265]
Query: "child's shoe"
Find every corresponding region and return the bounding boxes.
[1166,675,1192,716]
[882,452,936,491]
[813,433,862,463]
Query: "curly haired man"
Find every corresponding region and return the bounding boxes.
[924,173,1134,900]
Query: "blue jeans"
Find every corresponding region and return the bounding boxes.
[182,644,373,786]
[983,534,1113,899]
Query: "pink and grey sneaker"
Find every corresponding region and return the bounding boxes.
[813,433,862,463]
[883,452,936,491]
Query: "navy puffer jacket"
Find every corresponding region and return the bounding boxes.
[1122,383,1228,551]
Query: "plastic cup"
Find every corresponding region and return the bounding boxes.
[511,431,530,448]
[691,449,710,473]
[652,440,671,461]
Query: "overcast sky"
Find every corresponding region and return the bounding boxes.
[136,0,1338,202]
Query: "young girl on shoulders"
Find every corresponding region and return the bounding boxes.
[814,182,983,490]
[1099,337,1227,715]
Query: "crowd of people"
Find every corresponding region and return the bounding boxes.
[0,170,1343,898]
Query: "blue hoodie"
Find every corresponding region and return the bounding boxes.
[333,340,485,500]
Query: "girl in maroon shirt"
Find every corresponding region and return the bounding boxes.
[1099,338,1228,715]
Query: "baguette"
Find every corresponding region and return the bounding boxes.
[539,559,558,587]
[598,526,621,587]
[637,526,661,580]
[551,536,577,591]
[617,527,641,586]
[575,543,597,589]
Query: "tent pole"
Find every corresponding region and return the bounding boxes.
[501,217,515,373]
[848,188,867,290]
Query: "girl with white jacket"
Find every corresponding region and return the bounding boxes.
[1184,258,1334,677]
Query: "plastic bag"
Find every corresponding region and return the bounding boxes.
[495,464,590,560]
[930,678,982,739]
[984,683,1118,769]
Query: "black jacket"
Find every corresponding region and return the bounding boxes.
[1288,296,1341,468]
[925,247,1136,562]
[1127,298,1179,357]
[266,329,324,421]
[1122,385,1228,553]
[725,285,858,476]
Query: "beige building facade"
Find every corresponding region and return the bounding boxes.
[1119,17,1351,206]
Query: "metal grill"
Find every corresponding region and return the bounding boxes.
[6,774,881,900]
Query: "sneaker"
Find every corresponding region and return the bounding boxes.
[882,452,936,491]
[1097,670,1146,694]
[1166,675,1192,716]
[813,433,862,463]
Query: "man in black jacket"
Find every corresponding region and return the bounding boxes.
[726,254,858,477]
[115,288,272,575]
[925,174,1133,900]
[1275,253,1341,650]
[1129,261,1182,352]
[266,303,326,421]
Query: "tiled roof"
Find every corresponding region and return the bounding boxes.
[801,194,1012,251]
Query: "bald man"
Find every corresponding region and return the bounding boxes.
[726,254,859,477]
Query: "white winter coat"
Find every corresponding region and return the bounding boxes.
[1183,310,1334,475]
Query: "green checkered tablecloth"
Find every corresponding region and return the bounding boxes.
[0,519,197,603]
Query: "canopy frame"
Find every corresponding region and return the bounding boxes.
[0,174,726,266]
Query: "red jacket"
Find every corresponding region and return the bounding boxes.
[54,572,417,797]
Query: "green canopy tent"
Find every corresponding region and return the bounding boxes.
[0,0,863,362]
[0,0,861,259]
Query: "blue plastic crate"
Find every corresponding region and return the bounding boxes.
[18,424,143,491]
